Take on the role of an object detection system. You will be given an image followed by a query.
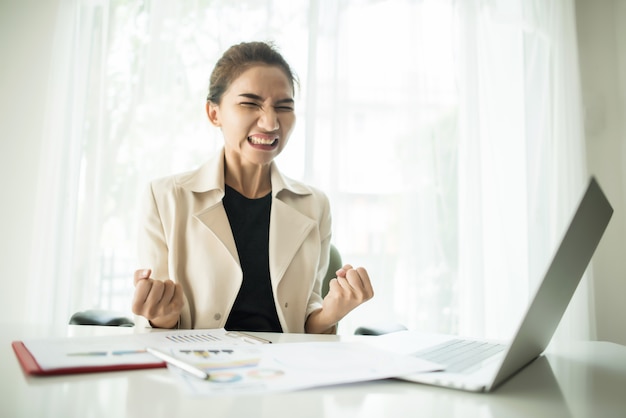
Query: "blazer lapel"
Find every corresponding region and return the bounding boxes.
[269,198,316,287]
[180,149,240,265]
[181,149,316,282]
[268,163,316,287]
[194,203,239,264]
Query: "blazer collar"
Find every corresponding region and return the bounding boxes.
[183,148,316,282]
[178,147,313,200]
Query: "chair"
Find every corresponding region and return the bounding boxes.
[69,309,135,327]
[353,322,407,335]
[322,243,343,298]
[69,244,406,335]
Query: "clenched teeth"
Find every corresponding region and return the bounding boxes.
[248,136,277,145]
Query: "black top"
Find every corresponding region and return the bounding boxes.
[222,185,283,332]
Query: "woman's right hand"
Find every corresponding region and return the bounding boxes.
[131,269,184,329]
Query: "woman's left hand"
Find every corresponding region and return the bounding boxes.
[305,264,374,334]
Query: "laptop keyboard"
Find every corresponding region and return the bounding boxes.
[413,339,506,373]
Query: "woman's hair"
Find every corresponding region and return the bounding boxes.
[206,41,298,104]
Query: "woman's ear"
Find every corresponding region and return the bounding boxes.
[206,101,220,127]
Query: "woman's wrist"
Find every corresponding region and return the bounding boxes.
[305,309,338,334]
[148,315,180,329]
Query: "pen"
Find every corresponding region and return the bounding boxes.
[146,347,210,380]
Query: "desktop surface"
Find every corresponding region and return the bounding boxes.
[2,323,625,418]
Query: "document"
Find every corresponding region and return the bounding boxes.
[13,328,265,376]
[13,329,441,395]
[160,341,440,396]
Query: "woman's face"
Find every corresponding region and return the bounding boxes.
[207,65,296,168]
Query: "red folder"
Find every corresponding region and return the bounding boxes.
[12,341,166,376]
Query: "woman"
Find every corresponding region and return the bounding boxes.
[131,41,373,333]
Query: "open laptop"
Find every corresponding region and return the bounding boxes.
[371,177,613,392]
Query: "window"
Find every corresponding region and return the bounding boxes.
[34,0,592,340]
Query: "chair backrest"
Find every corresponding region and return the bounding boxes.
[322,244,342,298]
[69,309,135,327]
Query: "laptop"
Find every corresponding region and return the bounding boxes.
[371,177,613,392]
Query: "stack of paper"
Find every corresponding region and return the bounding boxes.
[12,329,440,395]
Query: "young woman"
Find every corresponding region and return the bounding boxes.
[131,41,373,333]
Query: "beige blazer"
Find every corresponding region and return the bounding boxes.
[136,148,332,332]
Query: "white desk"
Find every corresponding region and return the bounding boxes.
[2,324,625,418]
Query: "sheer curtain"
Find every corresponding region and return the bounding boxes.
[453,0,592,342]
[29,0,593,341]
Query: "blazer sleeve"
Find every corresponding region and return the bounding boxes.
[134,181,191,328]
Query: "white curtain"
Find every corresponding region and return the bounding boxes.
[29,0,593,341]
[452,0,592,342]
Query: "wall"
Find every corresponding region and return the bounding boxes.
[0,0,61,323]
[576,0,626,345]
